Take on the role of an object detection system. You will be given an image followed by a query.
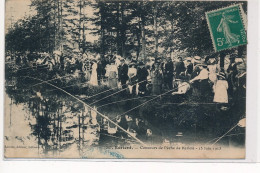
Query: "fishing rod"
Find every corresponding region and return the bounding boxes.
[97,95,157,108]
[205,133,245,145]
[107,82,191,122]
[100,133,136,143]
[16,64,48,71]
[31,74,73,87]
[22,76,147,146]
[17,71,90,91]
[44,80,89,93]
[116,82,190,118]
[82,82,128,100]
[44,76,128,96]
[211,123,238,146]
[89,79,148,106]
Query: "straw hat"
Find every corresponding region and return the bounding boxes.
[197,62,207,68]
[194,56,201,60]
[53,50,61,56]
[186,57,192,61]
[73,49,80,53]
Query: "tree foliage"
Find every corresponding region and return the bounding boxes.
[6,0,247,58]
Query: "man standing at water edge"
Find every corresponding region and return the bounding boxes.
[118,59,129,90]
[175,57,186,79]
[137,62,149,96]
[164,57,174,89]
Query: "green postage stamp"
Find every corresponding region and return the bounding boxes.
[206,4,247,52]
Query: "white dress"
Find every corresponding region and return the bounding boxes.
[106,64,118,88]
[89,63,98,86]
[213,80,229,103]
[208,64,218,84]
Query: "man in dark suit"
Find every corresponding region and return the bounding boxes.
[118,59,129,89]
[137,62,149,95]
[164,57,174,89]
[175,57,186,79]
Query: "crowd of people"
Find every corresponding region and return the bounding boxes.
[6,50,247,146]
[7,49,246,105]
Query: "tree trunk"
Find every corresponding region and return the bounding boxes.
[120,3,126,59]
[54,0,57,50]
[82,1,86,52]
[140,12,146,62]
[59,0,63,51]
[170,20,174,58]
[136,30,141,60]
[78,0,82,50]
[116,2,120,55]
[100,2,105,59]
[153,4,158,59]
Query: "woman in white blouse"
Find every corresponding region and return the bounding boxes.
[106,60,118,88]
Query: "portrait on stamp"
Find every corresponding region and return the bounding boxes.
[206,4,247,51]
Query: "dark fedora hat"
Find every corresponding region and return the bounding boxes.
[230,54,237,59]
[139,61,145,66]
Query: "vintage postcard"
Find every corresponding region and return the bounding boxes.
[4,0,247,159]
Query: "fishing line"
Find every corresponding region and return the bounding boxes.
[22,76,146,146]
[97,95,157,108]
[16,64,48,71]
[211,124,238,146]
[31,74,73,87]
[116,82,190,118]
[205,133,245,145]
[89,79,147,105]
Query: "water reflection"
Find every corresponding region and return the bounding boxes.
[5,64,246,157]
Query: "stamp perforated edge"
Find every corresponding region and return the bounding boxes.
[205,3,247,52]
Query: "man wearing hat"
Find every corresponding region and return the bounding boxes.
[164,57,174,89]
[175,57,186,79]
[118,58,129,90]
[185,58,193,77]
[137,62,149,95]
[193,56,202,66]
[227,54,238,97]
[206,55,219,86]
[190,63,210,100]
[53,50,62,65]
[151,61,163,95]
[128,61,138,95]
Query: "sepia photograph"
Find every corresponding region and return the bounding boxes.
[4,0,247,159]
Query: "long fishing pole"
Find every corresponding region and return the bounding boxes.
[31,74,73,87]
[97,95,157,108]
[43,77,129,98]
[22,76,146,146]
[89,79,147,106]
[44,80,89,93]
[205,133,245,145]
[82,82,129,100]
[116,83,190,118]
[211,124,238,146]
[16,64,48,71]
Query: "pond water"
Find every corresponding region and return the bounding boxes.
[4,64,246,158]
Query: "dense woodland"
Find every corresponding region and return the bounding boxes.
[6,0,247,61]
